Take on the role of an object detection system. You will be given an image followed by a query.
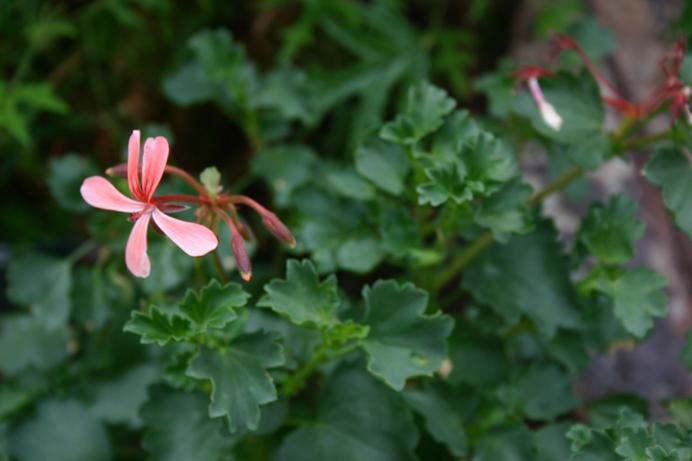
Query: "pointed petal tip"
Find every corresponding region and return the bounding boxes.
[152,209,218,257]
[241,271,252,282]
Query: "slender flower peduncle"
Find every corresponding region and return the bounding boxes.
[223,195,296,247]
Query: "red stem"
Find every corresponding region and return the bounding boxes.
[152,194,211,205]
[219,194,269,214]
[165,165,210,198]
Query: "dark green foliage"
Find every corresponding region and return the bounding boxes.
[2,2,691,461]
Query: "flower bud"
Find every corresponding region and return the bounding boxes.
[527,77,562,131]
[231,230,252,281]
[105,163,128,178]
[157,203,190,214]
[261,212,296,248]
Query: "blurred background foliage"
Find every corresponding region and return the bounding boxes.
[1,0,525,247]
[2,1,692,460]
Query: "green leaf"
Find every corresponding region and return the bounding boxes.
[516,364,578,420]
[161,63,215,105]
[0,386,31,420]
[89,364,159,428]
[355,138,410,195]
[535,422,574,461]
[360,280,454,390]
[474,60,519,118]
[596,268,667,338]
[324,165,375,200]
[665,398,692,426]
[256,65,317,125]
[336,236,385,274]
[644,148,692,237]
[179,280,248,333]
[276,365,419,461]
[259,259,340,327]
[186,332,285,432]
[199,167,222,198]
[417,133,516,206]
[514,71,608,169]
[123,305,191,346]
[403,382,468,457]
[475,425,534,461]
[464,220,581,339]
[475,177,534,242]
[138,240,194,294]
[71,266,115,329]
[12,83,69,114]
[293,187,380,273]
[252,145,316,206]
[560,18,616,64]
[11,400,111,461]
[26,15,77,49]
[188,28,257,101]
[380,81,456,145]
[0,423,8,461]
[48,154,97,212]
[448,329,508,387]
[579,195,645,264]
[416,160,470,206]
[377,200,419,257]
[0,315,71,376]
[141,387,235,461]
[7,252,72,328]
[614,409,650,460]
[682,332,692,370]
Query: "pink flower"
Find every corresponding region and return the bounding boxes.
[80,130,218,277]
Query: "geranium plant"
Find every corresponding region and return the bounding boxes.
[2,3,692,461]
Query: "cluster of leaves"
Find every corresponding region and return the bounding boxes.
[568,408,692,460]
[3,1,692,461]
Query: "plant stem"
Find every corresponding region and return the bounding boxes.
[434,164,585,290]
[281,343,329,398]
[165,166,210,198]
[527,165,583,205]
[67,240,97,264]
[153,194,211,205]
[620,130,671,150]
[281,341,360,398]
[210,249,228,284]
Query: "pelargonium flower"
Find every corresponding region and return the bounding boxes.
[80,130,218,277]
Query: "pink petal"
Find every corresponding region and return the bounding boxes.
[128,130,143,200]
[80,176,145,213]
[126,211,152,278]
[152,208,218,256]
[141,136,169,200]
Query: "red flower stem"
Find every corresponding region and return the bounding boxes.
[152,194,211,205]
[220,194,269,214]
[215,207,242,237]
[555,34,623,99]
[164,165,210,198]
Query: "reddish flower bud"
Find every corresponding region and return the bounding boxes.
[157,203,190,214]
[261,211,296,248]
[105,163,128,178]
[231,230,252,281]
